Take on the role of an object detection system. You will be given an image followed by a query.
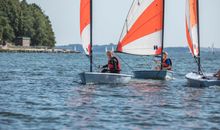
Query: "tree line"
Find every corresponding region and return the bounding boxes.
[0,0,55,47]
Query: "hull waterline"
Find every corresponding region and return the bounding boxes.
[186,72,220,87]
[79,72,132,85]
[133,70,167,80]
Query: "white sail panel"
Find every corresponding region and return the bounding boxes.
[121,31,162,55]
[81,25,91,55]
[120,0,154,40]
[80,0,91,55]
[117,0,163,56]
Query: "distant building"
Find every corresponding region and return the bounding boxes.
[15,37,31,47]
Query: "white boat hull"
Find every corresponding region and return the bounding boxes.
[133,70,167,80]
[79,72,132,84]
[186,72,220,87]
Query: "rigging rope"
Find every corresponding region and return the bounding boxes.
[193,56,206,77]
[115,53,134,71]
[85,55,103,71]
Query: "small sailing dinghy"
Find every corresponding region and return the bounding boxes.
[116,0,167,80]
[211,43,215,55]
[79,0,132,84]
[105,46,108,52]
[185,0,220,87]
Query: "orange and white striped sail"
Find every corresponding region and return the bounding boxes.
[185,0,199,57]
[80,0,91,55]
[117,0,163,56]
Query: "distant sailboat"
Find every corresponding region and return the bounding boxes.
[116,0,167,80]
[211,43,215,54]
[79,0,132,84]
[74,46,77,52]
[185,0,220,87]
[105,46,108,52]
[111,46,114,52]
[73,45,80,53]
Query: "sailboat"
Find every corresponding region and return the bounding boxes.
[73,45,80,53]
[116,0,167,80]
[111,46,114,52]
[185,0,220,87]
[105,46,108,52]
[79,0,132,84]
[211,43,215,54]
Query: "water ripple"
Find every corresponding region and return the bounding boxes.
[0,51,220,129]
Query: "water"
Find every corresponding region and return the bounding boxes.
[0,49,220,130]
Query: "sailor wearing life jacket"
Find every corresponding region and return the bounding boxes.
[162,52,172,70]
[155,52,172,70]
[101,51,121,73]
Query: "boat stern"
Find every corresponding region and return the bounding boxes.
[79,72,86,84]
[185,72,207,87]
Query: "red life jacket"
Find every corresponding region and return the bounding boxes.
[162,58,172,70]
[162,61,169,67]
[108,57,121,73]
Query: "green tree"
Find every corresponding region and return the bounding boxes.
[0,12,15,42]
[0,0,56,46]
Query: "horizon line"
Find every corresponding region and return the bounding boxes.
[55,44,220,49]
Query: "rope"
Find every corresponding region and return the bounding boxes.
[193,56,206,77]
[86,55,101,70]
[115,53,134,71]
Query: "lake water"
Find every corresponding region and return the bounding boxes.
[0,49,220,130]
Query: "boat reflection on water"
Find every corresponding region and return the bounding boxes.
[180,87,206,129]
[65,76,219,129]
[183,88,203,116]
[128,79,169,106]
[66,79,172,128]
[66,85,98,129]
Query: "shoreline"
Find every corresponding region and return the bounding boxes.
[0,46,80,54]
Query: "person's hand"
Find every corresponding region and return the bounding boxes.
[154,60,159,63]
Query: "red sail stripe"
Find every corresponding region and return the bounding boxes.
[80,0,90,35]
[185,19,194,55]
[189,0,197,29]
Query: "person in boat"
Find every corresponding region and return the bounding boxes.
[213,70,220,80]
[155,51,172,70]
[101,51,121,73]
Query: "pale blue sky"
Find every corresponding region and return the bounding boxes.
[26,0,220,48]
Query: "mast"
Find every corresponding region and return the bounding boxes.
[90,0,93,72]
[212,43,214,54]
[161,0,165,70]
[197,0,201,73]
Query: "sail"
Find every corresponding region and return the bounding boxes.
[117,0,164,56]
[111,46,114,51]
[185,0,199,57]
[80,0,91,55]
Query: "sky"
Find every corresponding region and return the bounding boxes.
[26,0,220,48]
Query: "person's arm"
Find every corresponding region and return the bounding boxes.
[214,70,220,76]
[102,64,108,68]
